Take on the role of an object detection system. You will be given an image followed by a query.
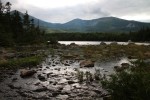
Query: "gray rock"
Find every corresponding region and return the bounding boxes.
[68,81,76,85]
[33,86,48,92]
[20,69,36,78]
[80,60,94,68]
[38,74,46,81]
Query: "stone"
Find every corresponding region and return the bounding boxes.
[63,54,74,59]
[103,96,112,100]
[12,77,18,81]
[64,63,70,66]
[34,82,40,86]
[93,89,102,94]
[80,60,94,68]
[33,86,48,92]
[121,63,130,69]
[47,72,53,77]
[20,69,36,78]
[68,81,76,85]
[100,41,106,45]
[110,41,118,45]
[38,74,46,81]
[57,94,69,100]
[8,84,21,89]
[52,92,60,97]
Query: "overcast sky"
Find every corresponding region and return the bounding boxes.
[3,0,150,23]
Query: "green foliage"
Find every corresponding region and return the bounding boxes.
[102,60,150,100]
[0,56,43,69]
[94,69,102,80]
[76,70,84,83]
[85,71,93,82]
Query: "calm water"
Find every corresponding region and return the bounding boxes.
[59,41,150,45]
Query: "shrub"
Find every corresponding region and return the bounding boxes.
[102,60,150,100]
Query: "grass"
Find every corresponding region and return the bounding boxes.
[76,69,103,83]
[82,44,150,60]
[0,56,44,69]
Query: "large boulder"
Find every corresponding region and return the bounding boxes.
[80,60,94,68]
[20,69,36,78]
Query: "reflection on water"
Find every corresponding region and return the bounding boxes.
[59,41,150,45]
[43,55,131,76]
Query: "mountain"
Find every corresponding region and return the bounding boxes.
[11,10,150,33]
[59,17,150,33]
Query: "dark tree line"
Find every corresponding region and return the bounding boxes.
[46,28,150,42]
[129,27,150,42]
[0,1,45,46]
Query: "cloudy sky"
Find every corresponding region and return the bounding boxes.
[3,0,150,23]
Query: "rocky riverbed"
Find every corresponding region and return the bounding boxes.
[0,54,110,100]
[0,43,149,100]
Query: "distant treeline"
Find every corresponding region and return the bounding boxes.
[46,27,150,42]
[0,1,45,46]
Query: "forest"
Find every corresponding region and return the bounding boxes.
[0,1,45,47]
[46,28,150,42]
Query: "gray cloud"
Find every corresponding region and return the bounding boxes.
[2,0,150,23]
[100,0,150,16]
[12,2,110,23]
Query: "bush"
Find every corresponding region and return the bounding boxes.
[102,60,150,100]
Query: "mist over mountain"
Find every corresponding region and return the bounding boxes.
[12,10,150,33]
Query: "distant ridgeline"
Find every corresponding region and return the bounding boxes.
[0,1,45,46]
[45,17,150,33]
[9,10,150,33]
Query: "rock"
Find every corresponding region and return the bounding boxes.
[68,81,76,85]
[38,74,46,81]
[100,41,106,45]
[93,89,102,94]
[20,69,36,78]
[33,86,48,92]
[53,81,58,85]
[57,94,69,100]
[144,52,150,57]
[5,53,16,59]
[110,41,117,45]
[8,84,21,89]
[64,63,70,66]
[52,92,60,97]
[114,64,129,72]
[80,60,94,68]
[121,63,130,69]
[47,72,53,77]
[114,66,119,69]
[128,40,134,45]
[12,78,17,81]
[34,82,40,86]
[63,54,75,59]
[103,95,112,100]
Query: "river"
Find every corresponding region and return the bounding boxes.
[59,41,150,45]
